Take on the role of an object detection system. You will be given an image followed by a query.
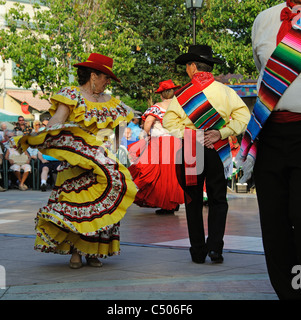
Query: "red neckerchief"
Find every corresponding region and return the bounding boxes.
[277,0,299,45]
[192,72,214,88]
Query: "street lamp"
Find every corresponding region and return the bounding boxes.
[185,0,204,45]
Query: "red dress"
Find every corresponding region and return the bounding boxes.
[128,105,184,210]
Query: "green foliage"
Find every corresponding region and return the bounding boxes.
[194,0,284,79]
[0,0,139,99]
[107,0,191,108]
[107,0,284,108]
[119,95,148,113]
[0,0,284,111]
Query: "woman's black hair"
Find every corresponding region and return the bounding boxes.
[76,66,103,85]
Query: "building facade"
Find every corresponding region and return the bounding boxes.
[0,0,50,122]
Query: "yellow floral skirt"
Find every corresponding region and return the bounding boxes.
[18,124,137,258]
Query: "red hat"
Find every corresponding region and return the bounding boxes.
[73,53,120,82]
[155,79,180,93]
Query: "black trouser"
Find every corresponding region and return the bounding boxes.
[176,144,228,258]
[254,120,301,300]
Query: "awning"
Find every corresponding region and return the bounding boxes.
[0,109,20,122]
[229,84,258,98]
[6,90,51,112]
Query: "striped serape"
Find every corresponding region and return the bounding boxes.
[176,78,232,185]
[238,21,301,181]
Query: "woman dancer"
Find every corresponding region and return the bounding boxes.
[18,53,137,268]
[128,80,184,214]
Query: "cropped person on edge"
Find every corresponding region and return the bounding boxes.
[237,0,301,299]
[163,45,250,263]
[128,80,185,215]
[18,53,137,269]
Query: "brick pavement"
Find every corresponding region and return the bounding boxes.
[0,189,278,301]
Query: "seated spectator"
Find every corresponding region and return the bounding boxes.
[2,130,15,149]
[0,122,8,142]
[27,147,39,161]
[38,151,60,191]
[32,120,41,133]
[13,116,32,135]
[41,118,49,128]
[5,139,31,191]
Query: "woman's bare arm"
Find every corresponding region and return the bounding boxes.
[47,103,70,127]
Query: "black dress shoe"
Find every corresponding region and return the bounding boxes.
[208,251,224,263]
[191,255,206,264]
[155,209,174,215]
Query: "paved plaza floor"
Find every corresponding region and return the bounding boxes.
[0,188,279,302]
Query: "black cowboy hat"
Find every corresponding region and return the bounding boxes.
[175,45,223,65]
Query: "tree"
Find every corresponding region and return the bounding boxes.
[107,0,284,107]
[107,0,191,107]
[0,0,284,111]
[192,0,283,78]
[0,0,139,99]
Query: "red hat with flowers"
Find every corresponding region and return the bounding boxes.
[73,53,120,82]
[155,79,181,94]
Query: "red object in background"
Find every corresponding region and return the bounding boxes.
[21,101,30,114]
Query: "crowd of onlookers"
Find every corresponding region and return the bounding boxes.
[0,116,59,192]
[0,115,144,192]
